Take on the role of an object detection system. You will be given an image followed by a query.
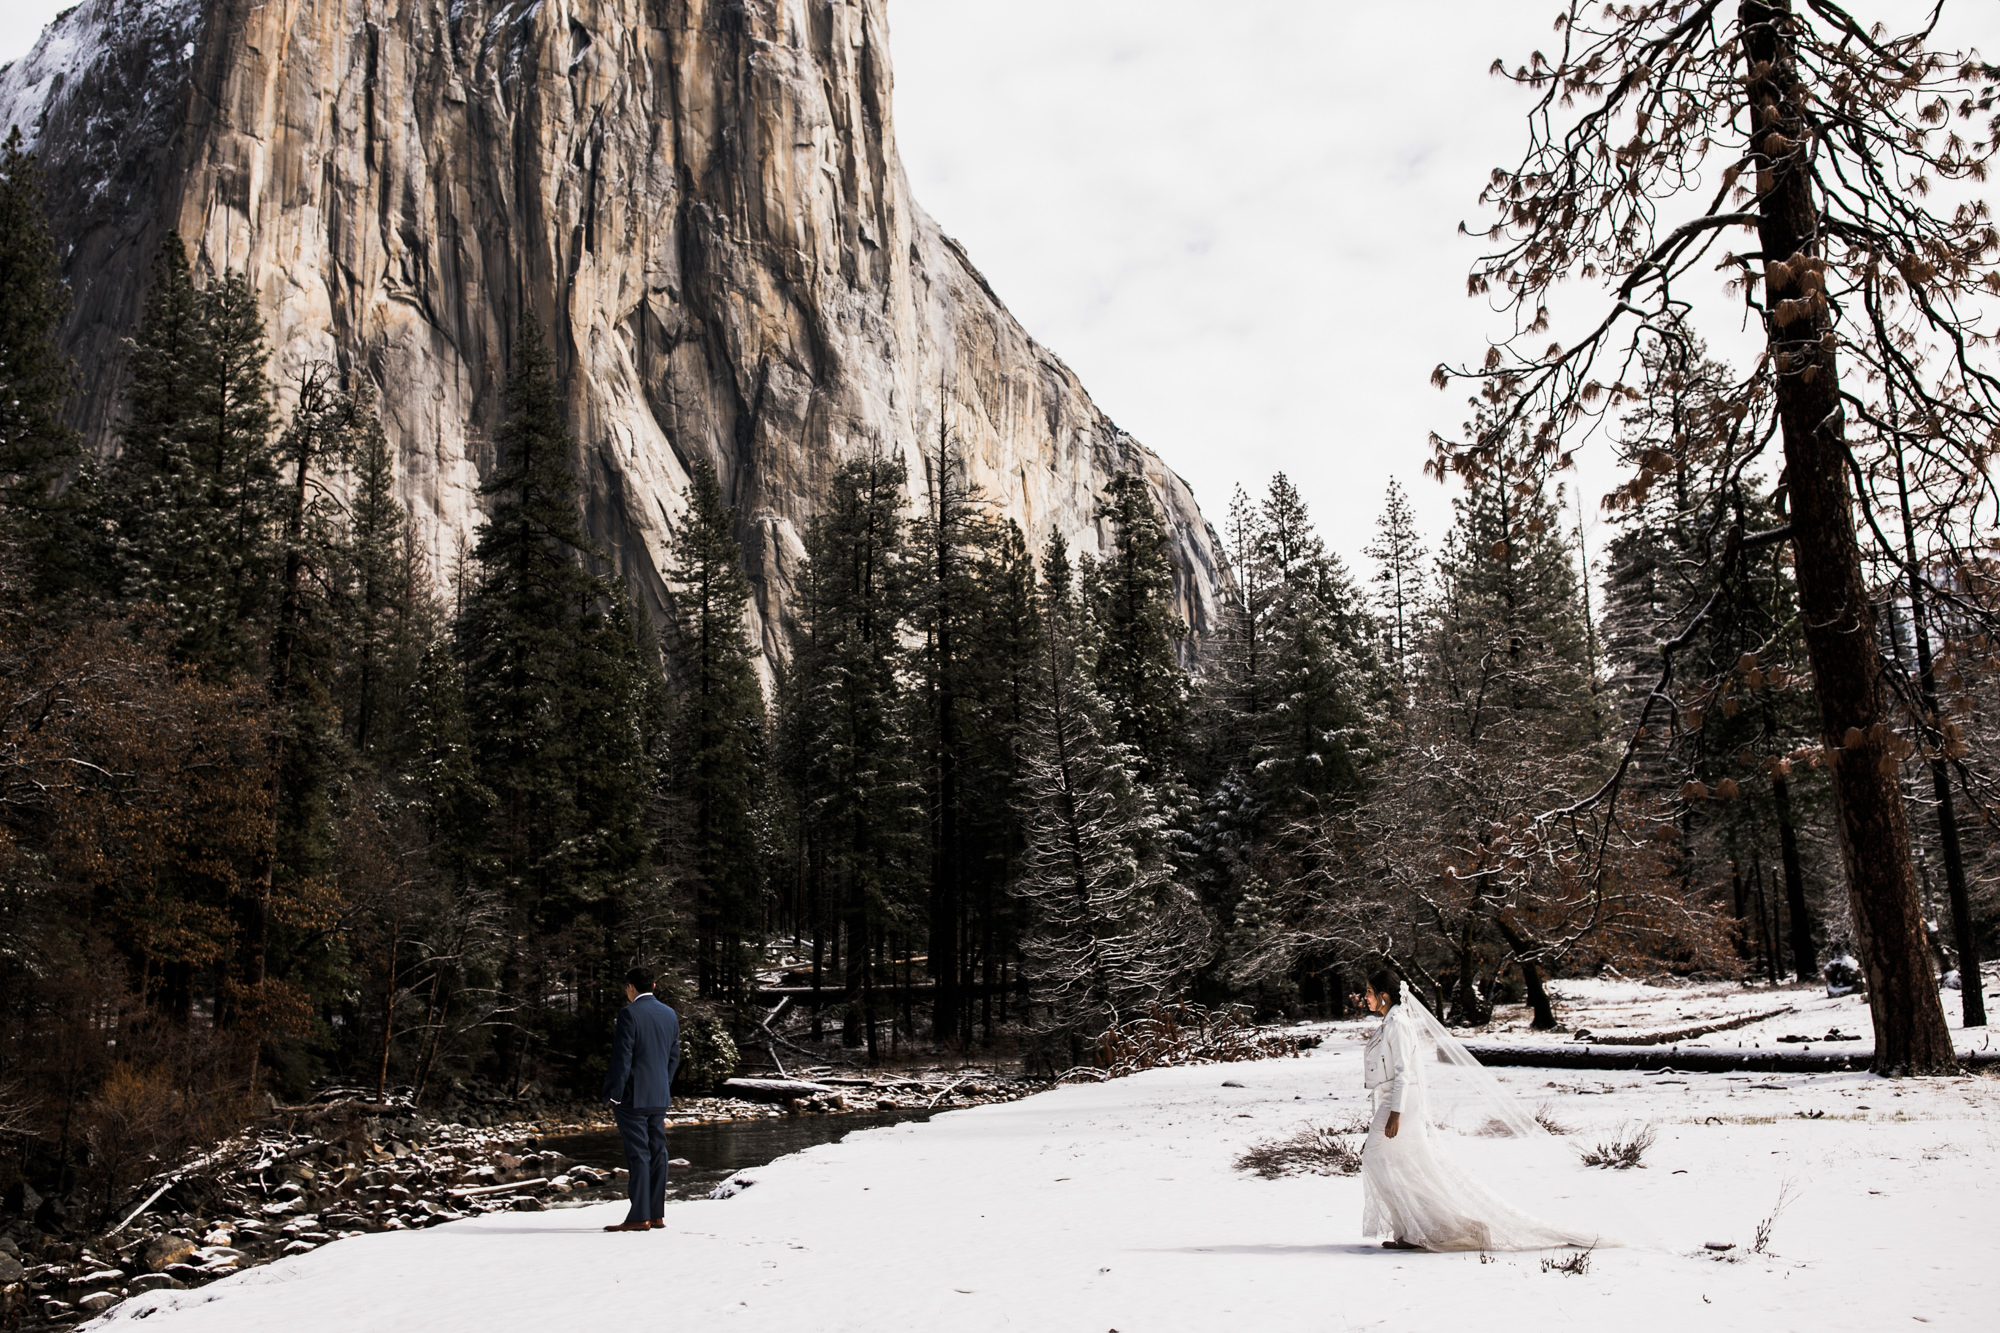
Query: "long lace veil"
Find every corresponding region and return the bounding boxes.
[1385,982,1648,1248]
[1389,982,1547,1140]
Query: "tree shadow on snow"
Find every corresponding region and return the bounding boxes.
[1141,1243,1385,1257]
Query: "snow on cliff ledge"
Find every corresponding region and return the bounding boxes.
[0,0,202,151]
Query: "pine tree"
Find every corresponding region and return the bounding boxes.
[961,518,1040,1038]
[453,320,662,1089]
[340,392,435,763]
[907,422,1019,1041]
[1191,483,1272,791]
[111,239,280,674]
[1600,334,1824,981]
[1189,476,1382,1010]
[1254,560,1378,807]
[1429,404,1597,751]
[1364,479,1427,692]
[790,452,919,1055]
[1013,534,1207,1069]
[0,129,86,600]
[262,365,372,996]
[1087,472,1187,786]
[1388,387,1608,1025]
[664,459,767,1004]
[1248,475,1380,807]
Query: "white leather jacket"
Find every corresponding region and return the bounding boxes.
[1362,1013,1413,1114]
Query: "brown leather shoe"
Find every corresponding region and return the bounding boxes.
[647,1219,665,1229]
[603,1220,651,1232]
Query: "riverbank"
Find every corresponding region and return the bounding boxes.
[67,990,2000,1332]
[3,1066,1041,1327]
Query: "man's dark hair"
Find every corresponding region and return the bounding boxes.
[1366,968,1398,1002]
[625,966,655,993]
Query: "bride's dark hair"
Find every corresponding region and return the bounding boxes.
[1366,968,1398,1002]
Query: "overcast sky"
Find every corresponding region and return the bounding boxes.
[6,1,1995,574]
[889,0,1573,567]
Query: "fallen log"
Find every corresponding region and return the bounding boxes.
[751,983,1013,1002]
[1464,1042,2000,1073]
[719,1077,838,1103]
[449,1177,549,1198]
[1581,1005,1795,1046]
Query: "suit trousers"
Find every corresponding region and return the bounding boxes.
[614,1105,670,1222]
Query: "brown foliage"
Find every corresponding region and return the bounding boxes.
[1061,1003,1312,1082]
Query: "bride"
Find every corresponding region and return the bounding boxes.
[1358,968,1598,1252]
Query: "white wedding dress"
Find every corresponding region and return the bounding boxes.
[1360,994,1597,1252]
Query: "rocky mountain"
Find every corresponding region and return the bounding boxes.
[0,0,1224,662]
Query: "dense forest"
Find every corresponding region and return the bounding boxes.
[3,4,2000,1228]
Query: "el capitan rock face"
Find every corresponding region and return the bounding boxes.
[0,0,1225,660]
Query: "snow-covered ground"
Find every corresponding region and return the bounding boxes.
[88,979,2000,1332]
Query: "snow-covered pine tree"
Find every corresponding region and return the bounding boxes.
[1190,475,1383,1012]
[1014,534,1208,1070]
[1249,477,1381,810]
[1348,385,1634,1028]
[1364,479,1427,694]
[110,238,282,675]
[1087,472,1188,786]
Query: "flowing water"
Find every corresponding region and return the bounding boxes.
[544,1109,935,1203]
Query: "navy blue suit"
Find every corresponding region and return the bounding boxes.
[602,993,681,1222]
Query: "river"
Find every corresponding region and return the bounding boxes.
[543,1109,936,1203]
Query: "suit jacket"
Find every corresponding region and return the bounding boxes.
[602,993,681,1110]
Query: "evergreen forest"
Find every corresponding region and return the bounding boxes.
[1,103,1997,1228]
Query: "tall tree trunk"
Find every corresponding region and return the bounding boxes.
[1889,436,1984,1028]
[1449,918,1489,1026]
[1770,771,1818,980]
[809,839,825,1042]
[1490,917,1556,1030]
[376,912,402,1102]
[1740,0,1952,1072]
[842,870,867,1050]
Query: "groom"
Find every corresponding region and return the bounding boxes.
[601,966,681,1232]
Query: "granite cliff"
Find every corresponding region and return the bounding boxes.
[0,0,1224,661]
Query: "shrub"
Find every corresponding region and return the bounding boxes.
[1578,1122,1656,1169]
[676,1015,739,1095]
[1233,1119,1369,1178]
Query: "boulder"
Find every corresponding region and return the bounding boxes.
[76,1291,122,1315]
[68,1268,125,1291]
[0,1253,22,1284]
[129,1273,184,1294]
[143,1236,196,1272]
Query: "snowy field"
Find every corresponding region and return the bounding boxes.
[87,980,1999,1333]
